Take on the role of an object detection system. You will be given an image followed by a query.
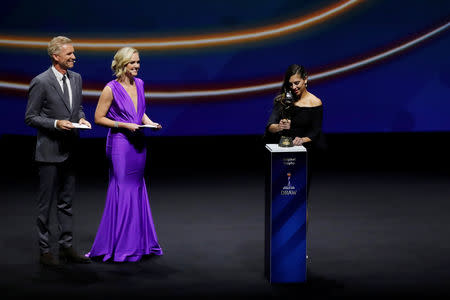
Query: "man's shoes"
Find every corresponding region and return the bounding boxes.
[59,246,91,264]
[39,252,59,267]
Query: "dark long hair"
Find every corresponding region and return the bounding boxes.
[274,64,308,103]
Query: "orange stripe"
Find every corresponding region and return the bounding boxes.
[0,0,360,50]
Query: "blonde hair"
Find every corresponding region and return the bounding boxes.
[48,36,72,59]
[111,47,139,78]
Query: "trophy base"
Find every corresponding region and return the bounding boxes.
[278,136,293,147]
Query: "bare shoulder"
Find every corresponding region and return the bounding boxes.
[99,85,113,102]
[103,85,112,93]
[309,93,322,107]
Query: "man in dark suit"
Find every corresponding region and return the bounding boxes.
[25,36,91,266]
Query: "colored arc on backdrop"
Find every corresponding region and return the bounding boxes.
[0,21,448,99]
[0,0,360,50]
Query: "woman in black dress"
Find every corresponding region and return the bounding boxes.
[265,64,323,197]
[265,65,323,260]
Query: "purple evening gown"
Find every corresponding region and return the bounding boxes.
[87,78,163,262]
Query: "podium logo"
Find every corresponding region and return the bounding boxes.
[281,172,297,195]
[283,157,296,166]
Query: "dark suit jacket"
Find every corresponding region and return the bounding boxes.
[25,67,85,163]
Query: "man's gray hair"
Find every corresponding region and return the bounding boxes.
[48,36,72,58]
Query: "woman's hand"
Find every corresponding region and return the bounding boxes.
[143,119,162,130]
[278,119,291,131]
[152,123,162,130]
[123,123,140,132]
[79,118,92,129]
[142,114,162,130]
[144,121,162,130]
[293,137,304,146]
[293,137,311,146]
[268,119,290,133]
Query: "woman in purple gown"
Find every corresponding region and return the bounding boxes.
[87,47,163,262]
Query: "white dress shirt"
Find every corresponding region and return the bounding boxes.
[51,66,73,128]
[51,66,73,108]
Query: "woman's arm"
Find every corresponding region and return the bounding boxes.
[266,101,291,133]
[268,120,290,133]
[94,86,139,131]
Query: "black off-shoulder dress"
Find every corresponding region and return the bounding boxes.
[265,102,324,196]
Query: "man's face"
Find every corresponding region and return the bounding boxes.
[53,44,76,70]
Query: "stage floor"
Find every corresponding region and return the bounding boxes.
[1,134,450,298]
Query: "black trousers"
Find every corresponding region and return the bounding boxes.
[36,158,75,254]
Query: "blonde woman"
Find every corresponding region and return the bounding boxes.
[87,47,163,262]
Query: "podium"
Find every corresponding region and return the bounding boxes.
[265,144,307,283]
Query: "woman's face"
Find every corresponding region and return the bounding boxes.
[288,73,307,98]
[125,52,140,77]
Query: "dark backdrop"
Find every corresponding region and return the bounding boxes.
[0,0,449,136]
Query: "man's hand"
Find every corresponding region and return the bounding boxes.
[56,120,75,130]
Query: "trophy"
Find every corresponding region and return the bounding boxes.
[278,91,294,147]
